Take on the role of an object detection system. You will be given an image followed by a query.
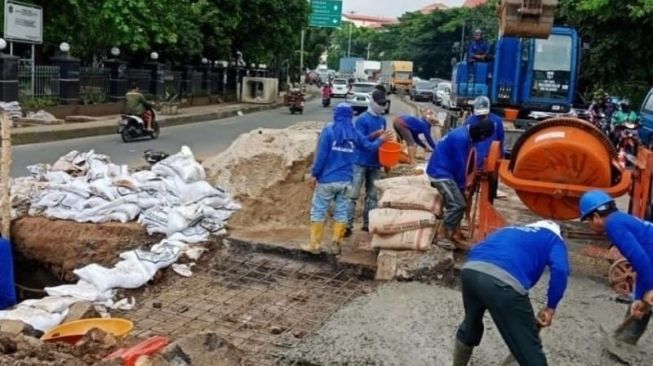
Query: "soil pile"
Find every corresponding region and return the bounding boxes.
[203,122,324,229]
[11,217,163,282]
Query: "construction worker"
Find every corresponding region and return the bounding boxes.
[467,29,490,63]
[392,112,437,165]
[0,237,16,310]
[346,89,389,237]
[464,96,505,201]
[579,190,653,345]
[426,119,495,248]
[305,103,391,255]
[453,220,569,366]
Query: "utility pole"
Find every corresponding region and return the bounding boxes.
[366,42,371,60]
[460,20,466,62]
[347,22,353,58]
[300,29,305,86]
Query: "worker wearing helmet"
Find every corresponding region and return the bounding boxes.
[589,92,615,127]
[467,29,490,63]
[579,190,653,345]
[453,221,569,366]
[305,103,391,255]
[392,111,437,165]
[426,119,495,249]
[464,96,505,168]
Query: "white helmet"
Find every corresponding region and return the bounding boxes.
[473,96,491,116]
[526,220,562,239]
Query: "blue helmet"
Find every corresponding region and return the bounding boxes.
[579,190,615,220]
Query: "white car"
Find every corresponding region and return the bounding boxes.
[434,81,452,106]
[332,78,349,98]
[346,82,376,114]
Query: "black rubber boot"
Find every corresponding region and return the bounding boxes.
[453,340,473,366]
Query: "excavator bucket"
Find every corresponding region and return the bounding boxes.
[499,0,558,39]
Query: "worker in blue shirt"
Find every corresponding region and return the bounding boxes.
[0,237,16,310]
[579,190,653,345]
[426,119,494,249]
[453,221,569,366]
[347,89,389,236]
[306,103,391,255]
[392,113,437,165]
[464,96,505,202]
[467,29,490,63]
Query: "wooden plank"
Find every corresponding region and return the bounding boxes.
[1,112,11,239]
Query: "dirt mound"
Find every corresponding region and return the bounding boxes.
[12,217,164,282]
[203,122,324,229]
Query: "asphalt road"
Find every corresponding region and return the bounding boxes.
[12,95,414,177]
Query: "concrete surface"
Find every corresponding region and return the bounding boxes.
[285,274,653,366]
[12,95,414,177]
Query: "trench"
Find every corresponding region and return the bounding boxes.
[12,251,65,302]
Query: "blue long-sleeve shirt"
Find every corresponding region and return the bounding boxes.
[311,123,382,184]
[396,115,436,150]
[464,113,505,169]
[354,111,386,168]
[467,226,570,309]
[467,39,490,62]
[604,212,653,301]
[426,126,471,190]
[0,238,16,310]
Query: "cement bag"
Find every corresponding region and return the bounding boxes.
[379,187,443,216]
[375,175,431,194]
[369,208,437,235]
[46,281,114,302]
[0,306,69,332]
[371,227,435,251]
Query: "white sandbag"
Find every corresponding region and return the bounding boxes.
[45,171,72,184]
[169,227,210,243]
[175,179,222,204]
[374,175,431,193]
[32,191,65,209]
[167,209,191,236]
[369,208,437,235]
[51,150,80,172]
[131,170,157,183]
[0,306,69,332]
[47,180,92,198]
[46,281,114,302]
[371,227,435,251]
[20,296,78,314]
[89,179,118,201]
[152,146,206,183]
[379,187,443,216]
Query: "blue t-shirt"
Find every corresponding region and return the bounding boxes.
[398,115,436,149]
[468,226,569,309]
[604,212,653,300]
[354,112,386,168]
[426,126,471,190]
[311,123,382,184]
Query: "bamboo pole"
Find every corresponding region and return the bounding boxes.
[1,112,11,240]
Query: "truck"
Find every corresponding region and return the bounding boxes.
[380,61,414,94]
[354,60,381,81]
[338,57,364,77]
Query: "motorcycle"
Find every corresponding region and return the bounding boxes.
[615,121,639,162]
[117,106,160,142]
[285,90,305,114]
[322,96,331,107]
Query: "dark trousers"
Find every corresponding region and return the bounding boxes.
[457,269,547,366]
[616,306,651,344]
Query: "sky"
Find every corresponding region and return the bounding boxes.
[343,0,466,18]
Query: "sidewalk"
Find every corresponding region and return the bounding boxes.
[11,101,287,145]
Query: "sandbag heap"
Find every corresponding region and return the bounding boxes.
[1,146,240,331]
[369,175,443,251]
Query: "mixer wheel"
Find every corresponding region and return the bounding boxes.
[609,259,636,296]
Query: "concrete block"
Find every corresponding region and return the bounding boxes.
[63,301,100,323]
[0,319,43,338]
[375,247,455,282]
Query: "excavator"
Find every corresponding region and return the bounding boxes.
[458,2,653,297]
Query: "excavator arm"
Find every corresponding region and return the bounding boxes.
[499,0,558,39]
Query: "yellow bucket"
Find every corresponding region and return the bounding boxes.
[42,318,134,344]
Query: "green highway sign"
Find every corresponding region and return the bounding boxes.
[309,0,342,28]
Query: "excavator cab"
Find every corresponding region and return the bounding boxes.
[499,0,558,39]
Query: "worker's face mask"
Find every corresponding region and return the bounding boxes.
[369,100,386,116]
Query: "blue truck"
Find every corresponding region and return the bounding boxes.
[639,88,653,148]
[338,57,364,77]
[451,27,582,127]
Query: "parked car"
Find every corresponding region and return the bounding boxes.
[433,81,452,106]
[346,82,377,114]
[639,87,653,148]
[332,78,349,98]
[409,81,434,102]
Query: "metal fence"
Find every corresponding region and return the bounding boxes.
[80,67,110,104]
[18,62,60,100]
[164,71,183,98]
[190,71,206,96]
[127,69,151,93]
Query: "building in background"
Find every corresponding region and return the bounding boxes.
[342,12,399,29]
[463,0,487,7]
[420,2,449,14]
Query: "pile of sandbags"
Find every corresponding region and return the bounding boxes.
[369,175,443,251]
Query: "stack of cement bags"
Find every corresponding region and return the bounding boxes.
[369,175,443,251]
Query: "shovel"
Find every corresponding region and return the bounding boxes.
[600,308,650,365]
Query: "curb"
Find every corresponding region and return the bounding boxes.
[11,102,285,146]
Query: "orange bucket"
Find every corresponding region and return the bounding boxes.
[379,141,402,168]
[504,108,519,121]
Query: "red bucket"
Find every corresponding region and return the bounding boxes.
[379,141,403,168]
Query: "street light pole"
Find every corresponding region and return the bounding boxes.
[460,20,466,62]
[367,42,371,60]
[300,29,305,86]
[347,22,353,58]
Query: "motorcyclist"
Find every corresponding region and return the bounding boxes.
[322,82,333,100]
[467,29,490,63]
[589,91,615,128]
[125,84,154,132]
[610,98,639,147]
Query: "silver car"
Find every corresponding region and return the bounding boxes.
[346,82,377,114]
